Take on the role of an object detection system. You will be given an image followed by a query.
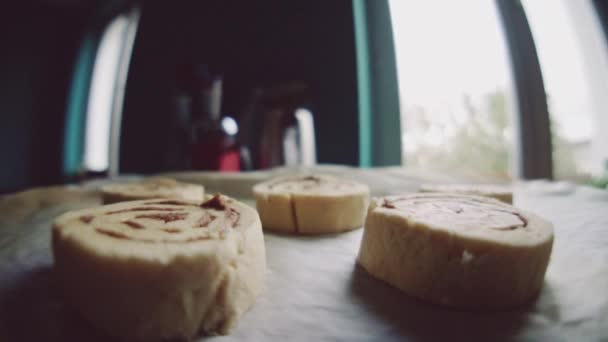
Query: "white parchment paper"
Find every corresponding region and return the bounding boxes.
[0,167,606,341]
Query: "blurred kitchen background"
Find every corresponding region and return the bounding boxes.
[1,0,608,193]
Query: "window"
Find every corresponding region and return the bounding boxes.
[82,7,140,175]
[389,0,517,182]
[522,0,608,181]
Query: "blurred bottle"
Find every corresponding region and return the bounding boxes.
[168,63,195,170]
[239,83,316,169]
[172,64,241,171]
[190,65,240,171]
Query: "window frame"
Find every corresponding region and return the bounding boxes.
[496,0,553,179]
[353,0,402,167]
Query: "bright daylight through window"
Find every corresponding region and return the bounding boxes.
[522,0,608,182]
[390,0,608,184]
[389,0,516,182]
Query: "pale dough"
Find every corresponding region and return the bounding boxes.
[253,175,369,234]
[101,177,204,204]
[358,193,553,309]
[52,194,266,341]
[419,183,513,204]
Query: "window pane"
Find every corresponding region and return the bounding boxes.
[522,0,608,181]
[389,0,516,182]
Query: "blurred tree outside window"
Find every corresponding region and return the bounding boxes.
[402,91,513,181]
[390,0,518,182]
